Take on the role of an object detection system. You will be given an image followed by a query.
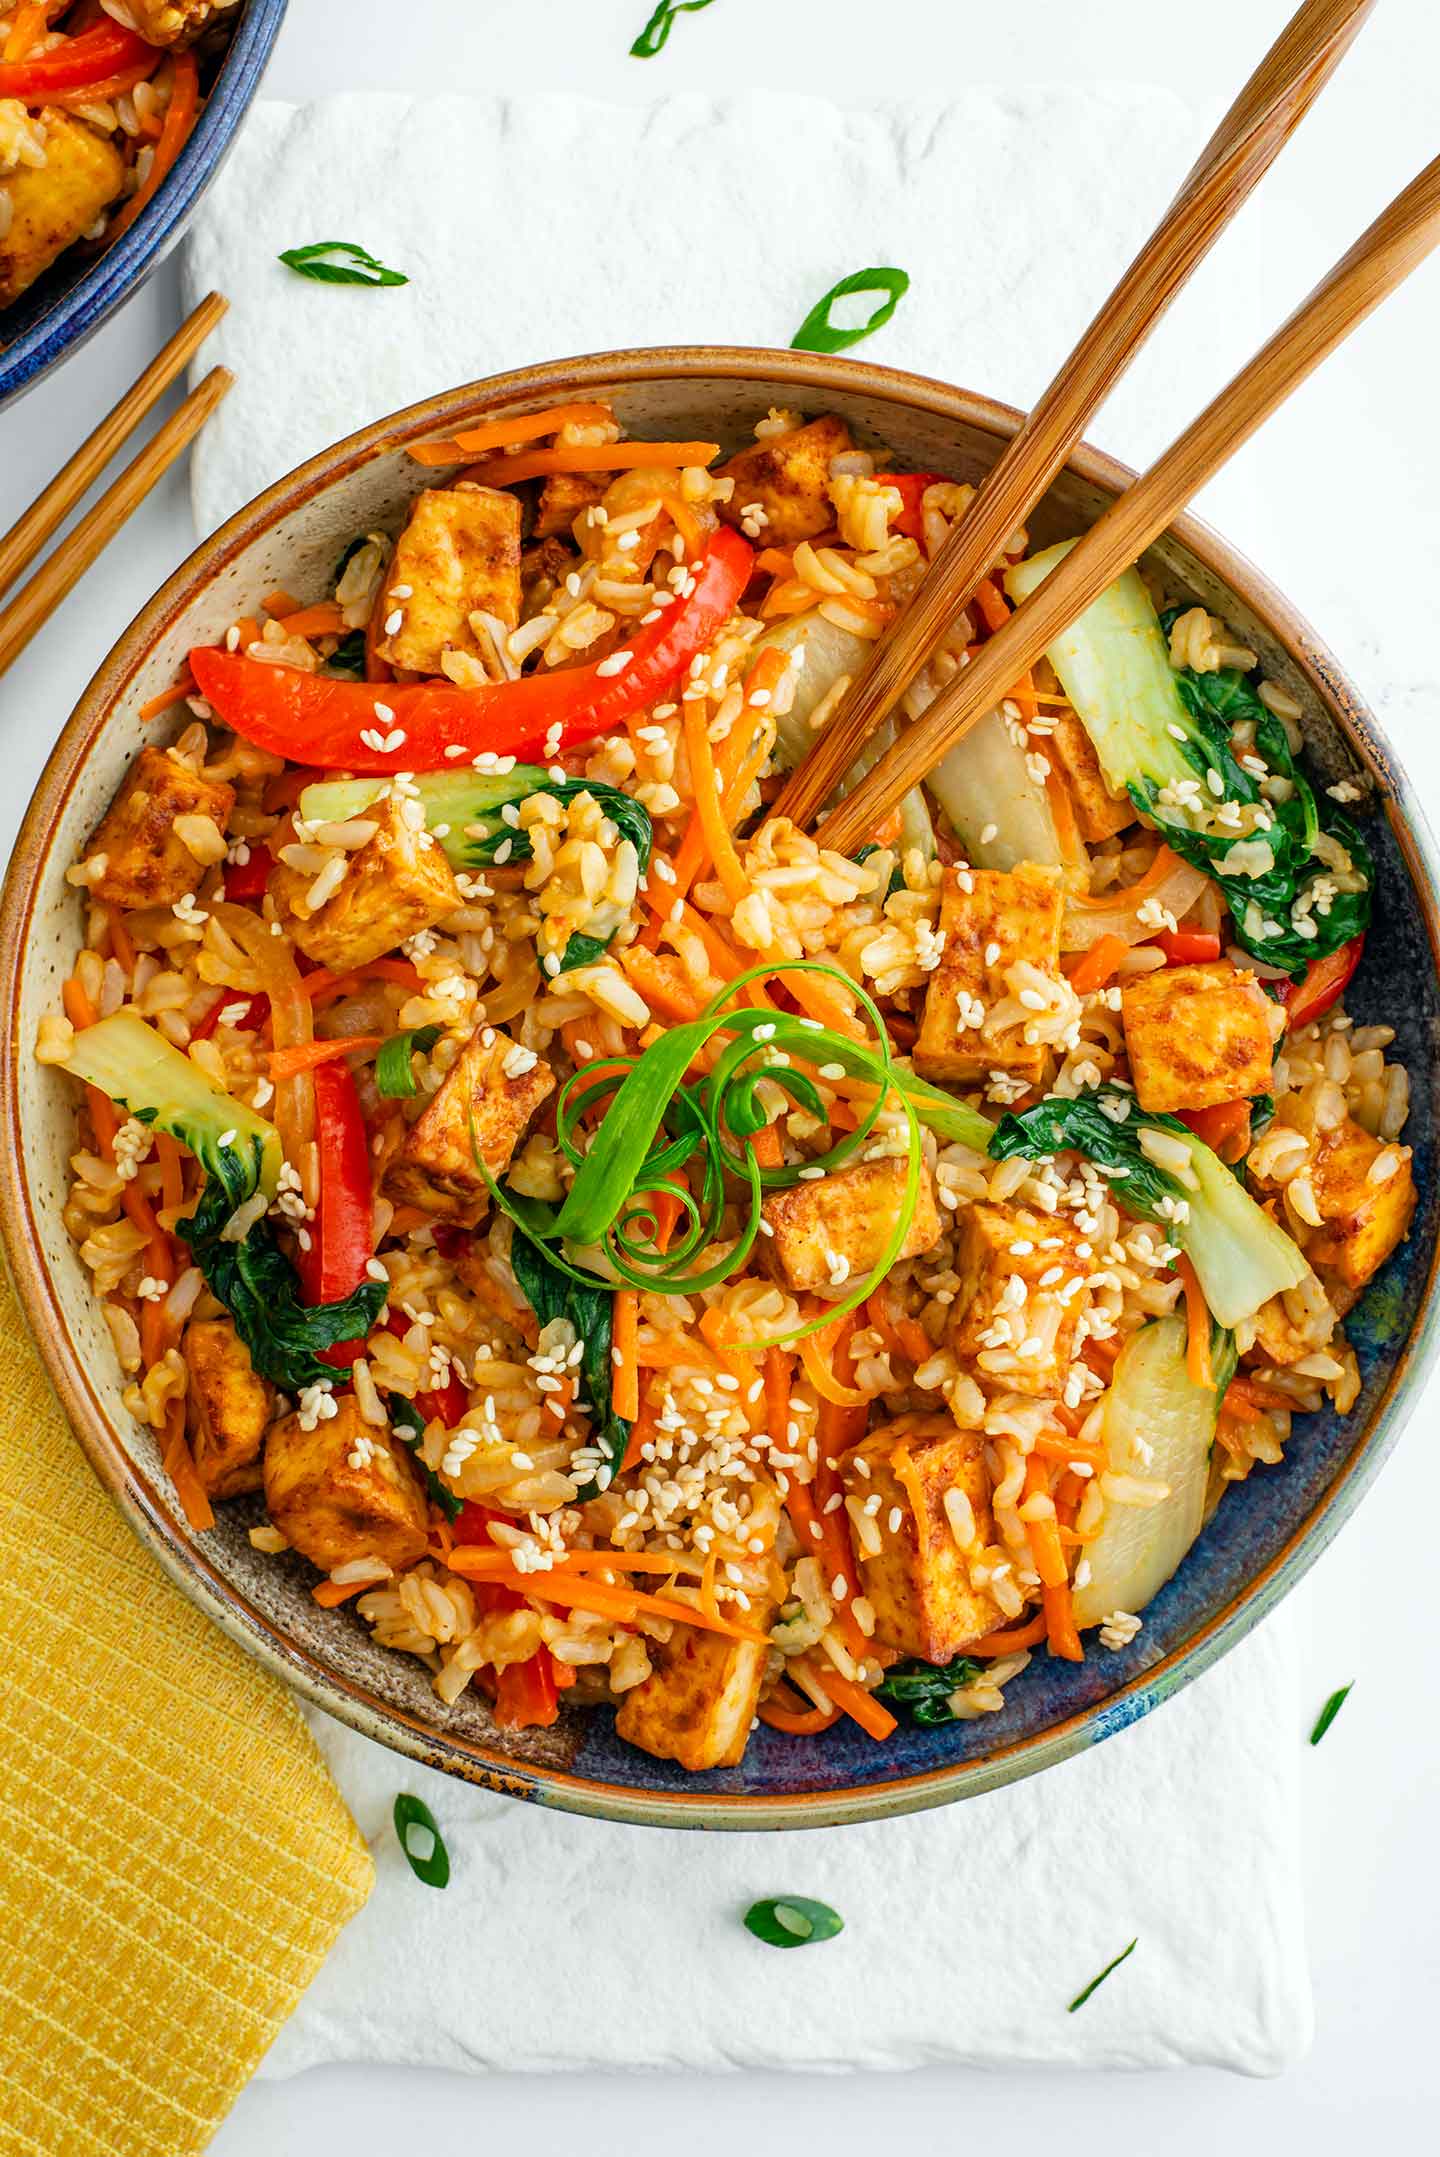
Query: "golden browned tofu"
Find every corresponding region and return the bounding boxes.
[914,863,1065,1084]
[716,415,854,545]
[761,1156,942,1296]
[0,110,124,309]
[950,1203,1091,1397]
[1302,1116,1416,1293]
[81,745,236,911]
[127,1,230,45]
[374,486,523,674]
[842,1418,1001,1661]
[263,1396,430,1575]
[1049,709,1133,842]
[384,1026,556,1225]
[534,468,606,538]
[184,1317,272,1500]
[1122,961,1276,1114]
[271,794,459,973]
[613,1589,778,1772]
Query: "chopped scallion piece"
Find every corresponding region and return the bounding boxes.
[791,267,909,354]
[392,1793,450,1888]
[375,1024,443,1099]
[743,1896,843,1949]
[630,0,716,59]
[1309,1682,1353,1746]
[279,240,408,288]
[1067,1937,1137,2012]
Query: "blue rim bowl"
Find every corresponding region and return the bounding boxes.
[0,0,287,411]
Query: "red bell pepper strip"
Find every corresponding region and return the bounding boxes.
[188,526,755,774]
[222,843,274,903]
[1155,929,1222,965]
[451,1500,566,1726]
[1271,933,1365,1030]
[384,1311,469,1428]
[0,21,156,99]
[191,989,270,1042]
[1177,1099,1252,1163]
[872,470,943,543]
[298,1060,376,1366]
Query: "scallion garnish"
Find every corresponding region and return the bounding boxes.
[480,959,940,1350]
[744,1897,843,1949]
[1067,1937,1137,2012]
[630,0,716,59]
[1309,1682,1353,1746]
[393,1794,450,1888]
[375,1024,443,1099]
[790,267,909,355]
[279,240,409,288]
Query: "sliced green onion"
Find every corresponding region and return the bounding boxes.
[279,240,408,287]
[375,1024,443,1099]
[743,1896,844,1949]
[1309,1682,1353,1746]
[791,268,909,354]
[1067,1937,1137,2012]
[630,0,716,59]
[387,1394,462,1520]
[392,1794,450,1888]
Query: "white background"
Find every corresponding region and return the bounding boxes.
[4,0,1437,2145]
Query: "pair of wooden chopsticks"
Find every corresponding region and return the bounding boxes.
[775,0,1440,856]
[0,292,232,679]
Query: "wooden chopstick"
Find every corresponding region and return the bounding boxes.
[0,291,227,605]
[771,0,1375,832]
[814,154,1440,857]
[0,366,233,680]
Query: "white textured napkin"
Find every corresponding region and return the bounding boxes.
[182,88,1308,2075]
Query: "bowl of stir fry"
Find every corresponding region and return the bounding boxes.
[3,349,1435,1826]
[0,1,286,407]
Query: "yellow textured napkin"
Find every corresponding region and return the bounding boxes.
[0,1268,373,2156]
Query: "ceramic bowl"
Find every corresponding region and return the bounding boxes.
[0,0,287,410]
[3,347,1436,1829]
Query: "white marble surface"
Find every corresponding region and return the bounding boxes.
[3,1,1438,2147]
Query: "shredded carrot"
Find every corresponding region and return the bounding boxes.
[797,1326,866,1408]
[1175,1253,1213,1389]
[269,600,347,640]
[105,49,200,244]
[261,587,302,618]
[968,1612,1049,1656]
[449,1545,704,1580]
[137,674,194,722]
[618,1387,658,1476]
[442,1559,767,1645]
[759,577,819,621]
[658,490,706,561]
[298,957,422,1003]
[1022,1456,1082,1660]
[971,576,1011,637]
[612,1290,640,1423]
[1178,1098,1251,1161]
[635,1331,727,1372]
[1066,933,1129,994]
[618,944,704,1023]
[160,1404,213,1534]
[1041,1582,1084,1662]
[155,1132,185,1216]
[61,975,95,1032]
[104,905,136,976]
[864,1289,907,1364]
[311,1577,369,1607]
[754,547,796,580]
[682,687,751,909]
[758,1687,842,1736]
[407,402,617,466]
[267,1033,383,1079]
[456,441,721,488]
[895,1317,933,1367]
[1225,1374,1294,1414]
[747,1122,784,1171]
[2,4,46,62]
[699,1308,760,1395]
[796,1656,896,1743]
[1031,1428,1106,1470]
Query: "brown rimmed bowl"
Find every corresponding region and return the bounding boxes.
[3,346,1436,1829]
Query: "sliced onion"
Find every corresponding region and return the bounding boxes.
[1062,854,1209,952]
[212,900,317,1202]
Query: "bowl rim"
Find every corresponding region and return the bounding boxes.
[4,342,1439,1830]
[0,0,289,410]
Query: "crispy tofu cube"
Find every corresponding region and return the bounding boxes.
[0,110,124,309]
[1303,1116,1417,1293]
[263,1396,430,1575]
[1049,709,1133,842]
[127,2,225,45]
[374,486,522,674]
[614,1584,778,1772]
[384,1026,555,1225]
[914,863,1064,1084]
[270,793,459,973]
[717,415,854,545]
[81,745,235,911]
[950,1203,1091,1397]
[1122,961,1276,1114]
[842,1417,1001,1661]
[761,1156,942,1296]
[534,469,606,538]
[184,1317,272,1500]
